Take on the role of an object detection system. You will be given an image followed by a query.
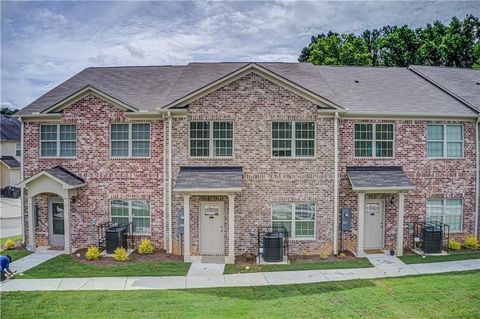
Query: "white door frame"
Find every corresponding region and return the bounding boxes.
[199,201,225,255]
[48,197,65,246]
[363,199,385,250]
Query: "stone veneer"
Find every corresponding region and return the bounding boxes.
[23,95,164,250]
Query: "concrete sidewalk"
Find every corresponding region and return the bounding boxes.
[9,248,62,273]
[1,256,479,292]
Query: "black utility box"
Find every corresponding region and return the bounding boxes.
[422,225,443,254]
[263,232,284,262]
[106,226,128,254]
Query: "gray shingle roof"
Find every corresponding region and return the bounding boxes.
[409,65,480,111]
[174,166,243,191]
[45,166,85,187]
[346,166,414,191]
[0,156,20,168]
[16,63,478,116]
[1,115,21,141]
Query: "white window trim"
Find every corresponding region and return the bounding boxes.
[188,120,234,158]
[354,122,395,159]
[110,123,151,159]
[271,121,316,159]
[40,124,77,158]
[110,199,151,235]
[427,124,464,159]
[426,198,463,233]
[271,202,316,240]
[15,142,21,157]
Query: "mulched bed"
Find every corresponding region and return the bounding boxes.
[234,250,357,265]
[73,249,183,266]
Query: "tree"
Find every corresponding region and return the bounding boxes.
[299,15,480,68]
[0,107,18,115]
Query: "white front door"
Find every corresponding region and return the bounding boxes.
[49,198,65,246]
[199,202,224,255]
[364,200,384,249]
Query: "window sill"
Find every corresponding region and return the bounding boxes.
[188,156,235,160]
[40,157,77,159]
[272,157,316,160]
[110,157,151,160]
[427,157,465,160]
[353,156,395,160]
[288,237,316,241]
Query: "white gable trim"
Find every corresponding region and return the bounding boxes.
[158,63,344,111]
[18,170,85,190]
[42,86,138,114]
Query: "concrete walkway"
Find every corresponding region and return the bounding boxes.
[9,248,62,273]
[1,255,479,292]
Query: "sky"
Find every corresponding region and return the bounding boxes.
[1,1,479,110]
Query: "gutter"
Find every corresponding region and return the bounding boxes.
[20,119,25,243]
[333,112,339,255]
[163,114,167,251]
[476,117,479,239]
[167,112,173,254]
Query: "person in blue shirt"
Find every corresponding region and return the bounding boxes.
[0,255,14,281]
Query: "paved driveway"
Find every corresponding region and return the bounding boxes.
[1,197,22,237]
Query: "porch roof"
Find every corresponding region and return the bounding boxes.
[19,165,85,189]
[174,166,243,193]
[0,156,20,169]
[346,166,414,193]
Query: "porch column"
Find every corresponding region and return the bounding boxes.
[27,196,36,252]
[63,196,71,254]
[357,192,366,256]
[183,194,190,262]
[396,193,406,256]
[226,194,235,264]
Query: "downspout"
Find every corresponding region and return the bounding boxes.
[163,115,167,250]
[475,117,479,239]
[333,112,339,255]
[20,119,25,243]
[168,112,173,254]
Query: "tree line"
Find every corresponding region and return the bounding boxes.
[299,15,480,68]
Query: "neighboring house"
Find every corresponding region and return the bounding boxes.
[0,115,21,189]
[16,63,479,263]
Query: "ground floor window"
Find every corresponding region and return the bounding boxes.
[110,200,151,234]
[426,198,463,232]
[271,203,315,239]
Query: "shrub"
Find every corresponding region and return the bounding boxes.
[448,240,461,250]
[464,235,479,250]
[114,247,129,262]
[138,239,154,255]
[3,239,15,250]
[85,246,101,260]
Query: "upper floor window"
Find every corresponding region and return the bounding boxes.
[15,143,21,157]
[272,121,315,158]
[354,123,394,158]
[40,124,77,157]
[189,121,233,157]
[110,199,150,234]
[427,124,463,158]
[426,198,463,232]
[111,123,150,158]
[272,203,316,239]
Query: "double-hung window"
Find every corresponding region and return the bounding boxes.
[111,123,150,157]
[427,124,463,158]
[426,198,463,232]
[110,199,151,234]
[40,124,77,157]
[15,143,21,157]
[272,121,315,157]
[272,203,316,239]
[189,121,233,157]
[354,123,394,157]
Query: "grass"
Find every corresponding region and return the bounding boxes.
[22,254,191,278]
[0,235,31,261]
[224,257,373,274]
[2,271,480,318]
[399,250,480,264]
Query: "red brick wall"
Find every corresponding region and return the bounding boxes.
[338,119,477,252]
[169,73,336,256]
[23,95,164,250]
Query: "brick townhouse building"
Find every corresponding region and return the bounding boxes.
[16,62,479,263]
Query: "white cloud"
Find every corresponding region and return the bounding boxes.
[1,1,479,109]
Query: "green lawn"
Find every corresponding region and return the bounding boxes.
[399,251,480,264]
[1,235,31,261]
[224,257,372,274]
[2,271,479,318]
[22,254,191,278]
